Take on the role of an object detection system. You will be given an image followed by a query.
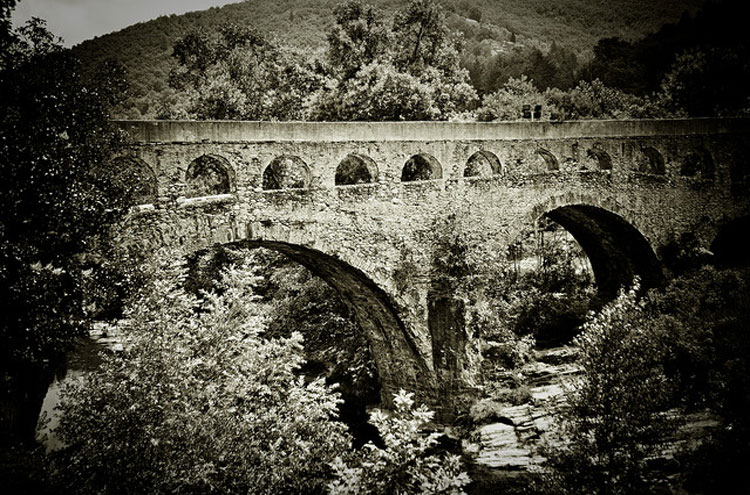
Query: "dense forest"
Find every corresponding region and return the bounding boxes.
[71,0,705,118]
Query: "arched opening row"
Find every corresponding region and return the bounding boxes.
[113,145,714,201]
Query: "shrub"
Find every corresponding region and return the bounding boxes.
[50,263,350,494]
[328,390,470,495]
[541,283,678,494]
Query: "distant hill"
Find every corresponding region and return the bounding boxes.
[71,0,705,118]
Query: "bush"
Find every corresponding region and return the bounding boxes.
[328,390,470,495]
[541,283,678,494]
[50,263,350,494]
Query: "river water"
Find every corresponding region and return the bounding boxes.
[35,331,117,452]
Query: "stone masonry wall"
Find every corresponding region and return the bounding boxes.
[113,119,750,419]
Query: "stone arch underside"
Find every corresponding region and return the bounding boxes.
[229,239,436,405]
[263,155,311,190]
[640,146,666,174]
[587,148,613,170]
[536,148,559,172]
[465,150,502,177]
[543,205,665,300]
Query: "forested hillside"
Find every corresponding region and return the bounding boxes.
[72,0,704,118]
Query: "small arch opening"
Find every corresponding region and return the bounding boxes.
[335,154,378,185]
[263,155,311,190]
[536,148,559,172]
[464,150,502,178]
[587,148,613,170]
[186,154,233,197]
[401,154,442,182]
[681,148,715,179]
[639,147,666,174]
[109,156,158,206]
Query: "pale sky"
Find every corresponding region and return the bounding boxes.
[11,0,242,47]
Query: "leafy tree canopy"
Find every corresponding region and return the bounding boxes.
[313,0,477,121]
[51,263,351,494]
[165,24,324,120]
[0,13,129,370]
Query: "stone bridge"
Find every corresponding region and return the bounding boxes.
[113,118,750,419]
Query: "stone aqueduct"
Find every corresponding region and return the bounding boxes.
[114,118,750,419]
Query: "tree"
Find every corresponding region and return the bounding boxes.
[166,24,323,120]
[313,0,477,121]
[326,0,389,79]
[51,263,351,494]
[541,284,679,494]
[657,47,750,117]
[0,11,129,444]
[476,75,544,121]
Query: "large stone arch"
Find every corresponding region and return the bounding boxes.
[191,235,436,408]
[526,196,664,300]
[185,154,234,197]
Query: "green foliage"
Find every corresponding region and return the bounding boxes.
[0,15,129,371]
[657,46,750,117]
[545,79,653,120]
[314,0,477,121]
[478,77,654,122]
[584,1,749,116]
[328,390,470,495]
[51,263,351,494]
[165,24,323,120]
[541,283,678,495]
[184,246,380,444]
[539,267,750,493]
[326,1,389,79]
[476,75,544,121]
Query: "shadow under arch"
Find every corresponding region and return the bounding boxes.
[186,154,234,197]
[465,150,502,177]
[536,204,665,300]
[402,153,442,182]
[639,146,666,174]
[711,216,750,268]
[222,239,435,406]
[587,148,613,170]
[681,147,715,179]
[536,148,559,172]
[335,154,378,185]
[263,155,311,190]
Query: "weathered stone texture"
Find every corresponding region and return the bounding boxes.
[112,119,750,419]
